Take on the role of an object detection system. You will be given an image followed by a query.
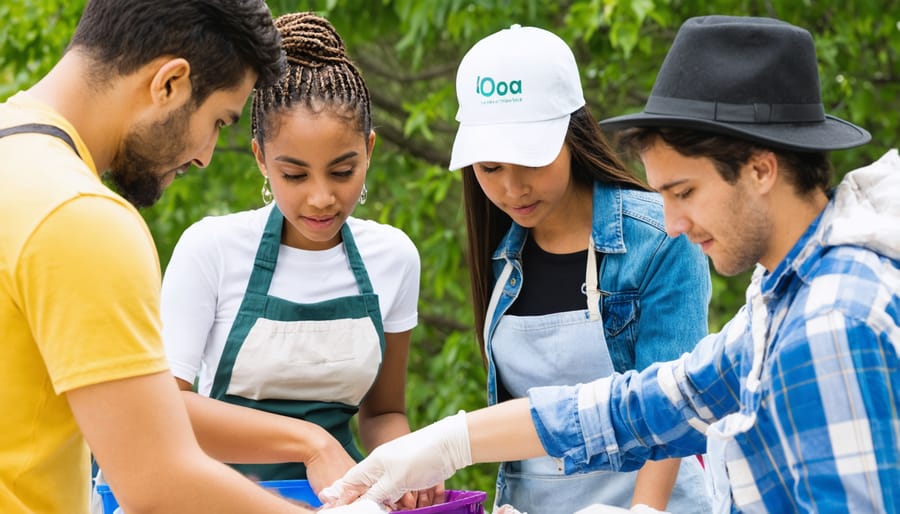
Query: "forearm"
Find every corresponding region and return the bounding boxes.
[468,398,546,464]
[181,390,331,464]
[69,371,310,514]
[358,411,410,452]
[137,454,313,513]
[528,359,716,476]
[631,459,680,509]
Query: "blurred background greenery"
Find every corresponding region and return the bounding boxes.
[3,0,898,506]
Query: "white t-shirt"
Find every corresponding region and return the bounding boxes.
[161,204,420,396]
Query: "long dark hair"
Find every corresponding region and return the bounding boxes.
[463,106,649,365]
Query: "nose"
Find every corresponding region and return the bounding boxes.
[191,134,218,169]
[662,201,691,238]
[502,168,529,198]
[307,180,335,209]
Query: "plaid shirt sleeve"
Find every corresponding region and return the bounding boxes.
[527,321,745,474]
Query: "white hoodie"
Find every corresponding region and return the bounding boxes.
[824,149,900,260]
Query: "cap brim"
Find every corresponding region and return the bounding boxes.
[600,112,871,151]
[449,115,570,170]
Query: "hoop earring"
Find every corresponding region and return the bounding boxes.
[261,176,273,205]
[358,184,368,205]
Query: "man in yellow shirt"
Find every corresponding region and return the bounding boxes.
[0,2,328,513]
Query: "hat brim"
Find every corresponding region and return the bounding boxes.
[449,115,570,171]
[600,112,871,151]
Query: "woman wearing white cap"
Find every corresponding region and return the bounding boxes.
[446,25,711,514]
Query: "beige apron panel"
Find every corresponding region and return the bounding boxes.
[228,316,382,405]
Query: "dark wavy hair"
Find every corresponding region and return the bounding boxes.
[616,127,831,193]
[69,0,284,105]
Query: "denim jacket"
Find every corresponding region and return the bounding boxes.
[485,180,711,405]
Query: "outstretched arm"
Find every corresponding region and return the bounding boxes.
[69,371,314,514]
[323,329,741,507]
[175,378,357,494]
[320,399,542,507]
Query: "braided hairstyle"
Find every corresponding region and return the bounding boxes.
[252,12,372,149]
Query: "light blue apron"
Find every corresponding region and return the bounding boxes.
[490,238,708,514]
[209,205,385,481]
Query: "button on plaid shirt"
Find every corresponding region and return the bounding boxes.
[528,151,900,513]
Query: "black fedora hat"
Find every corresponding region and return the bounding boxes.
[600,16,871,151]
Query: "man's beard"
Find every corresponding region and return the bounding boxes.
[108,102,192,208]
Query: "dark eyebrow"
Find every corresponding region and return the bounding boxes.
[655,179,689,193]
[274,151,360,168]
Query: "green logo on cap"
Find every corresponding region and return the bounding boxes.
[476,76,522,97]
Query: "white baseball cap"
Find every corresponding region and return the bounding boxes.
[448,24,586,171]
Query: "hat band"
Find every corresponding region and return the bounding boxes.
[645,96,825,124]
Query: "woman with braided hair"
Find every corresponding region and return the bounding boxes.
[159,12,438,509]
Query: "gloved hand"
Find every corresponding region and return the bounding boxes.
[317,499,388,513]
[319,411,472,506]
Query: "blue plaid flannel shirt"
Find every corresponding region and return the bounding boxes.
[528,150,900,513]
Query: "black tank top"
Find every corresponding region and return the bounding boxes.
[506,235,601,316]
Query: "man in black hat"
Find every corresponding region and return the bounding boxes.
[321,15,899,514]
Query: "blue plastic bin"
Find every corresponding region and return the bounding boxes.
[95,479,320,513]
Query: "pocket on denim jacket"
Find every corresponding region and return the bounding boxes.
[602,292,639,336]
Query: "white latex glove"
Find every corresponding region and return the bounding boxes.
[317,499,388,513]
[319,411,471,506]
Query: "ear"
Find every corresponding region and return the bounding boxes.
[251,138,267,178]
[149,58,192,107]
[365,130,376,167]
[748,150,779,195]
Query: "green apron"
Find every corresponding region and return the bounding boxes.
[209,205,385,481]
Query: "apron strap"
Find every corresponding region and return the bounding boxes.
[340,223,376,296]
[241,204,284,297]
[245,209,376,298]
[585,236,602,320]
[0,123,81,159]
[484,262,514,346]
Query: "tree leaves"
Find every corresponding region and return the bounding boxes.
[5,0,899,503]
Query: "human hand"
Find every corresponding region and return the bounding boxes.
[319,411,471,506]
[317,498,388,513]
[304,430,359,495]
[391,483,446,510]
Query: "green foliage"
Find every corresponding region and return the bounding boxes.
[5,0,899,507]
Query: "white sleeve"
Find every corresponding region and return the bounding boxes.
[381,228,420,334]
[160,220,220,383]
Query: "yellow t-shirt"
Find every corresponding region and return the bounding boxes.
[0,92,169,513]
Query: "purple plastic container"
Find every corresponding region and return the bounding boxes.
[258,480,486,513]
[411,490,487,514]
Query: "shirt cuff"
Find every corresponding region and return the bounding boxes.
[528,378,617,474]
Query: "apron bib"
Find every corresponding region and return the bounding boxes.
[209,206,384,481]
[490,238,707,514]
